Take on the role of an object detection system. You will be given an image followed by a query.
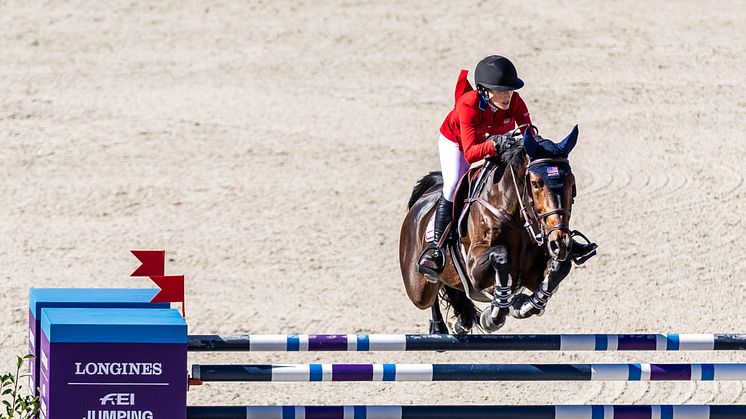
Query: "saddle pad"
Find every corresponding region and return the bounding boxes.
[425,211,436,243]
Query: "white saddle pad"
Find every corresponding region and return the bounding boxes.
[425,211,435,243]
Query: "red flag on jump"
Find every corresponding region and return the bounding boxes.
[150,275,186,316]
[130,250,186,317]
[131,250,165,277]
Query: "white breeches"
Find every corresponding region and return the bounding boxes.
[438,134,470,202]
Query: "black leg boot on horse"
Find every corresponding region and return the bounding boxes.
[480,246,514,332]
[513,258,573,319]
[418,195,453,283]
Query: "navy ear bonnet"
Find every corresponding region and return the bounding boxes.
[523,126,578,190]
[530,160,571,189]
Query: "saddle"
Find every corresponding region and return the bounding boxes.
[424,160,503,243]
[452,159,505,238]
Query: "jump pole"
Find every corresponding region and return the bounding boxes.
[190,363,746,383]
[188,333,746,352]
[33,284,746,419]
[185,405,746,419]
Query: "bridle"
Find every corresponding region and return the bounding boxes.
[508,157,572,247]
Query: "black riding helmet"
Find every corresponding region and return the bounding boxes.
[474,55,524,91]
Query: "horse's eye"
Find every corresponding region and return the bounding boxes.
[531,180,541,189]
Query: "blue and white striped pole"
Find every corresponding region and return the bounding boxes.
[188,333,746,352]
[186,405,746,419]
[191,363,746,382]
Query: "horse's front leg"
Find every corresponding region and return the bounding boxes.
[514,258,572,319]
[481,245,515,331]
[466,241,513,332]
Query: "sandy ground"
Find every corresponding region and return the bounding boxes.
[2,0,746,408]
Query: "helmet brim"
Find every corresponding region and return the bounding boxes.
[479,78,524,91]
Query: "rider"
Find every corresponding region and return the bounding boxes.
[417,55,597,279]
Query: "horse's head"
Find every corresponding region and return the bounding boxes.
[522,126,578,261]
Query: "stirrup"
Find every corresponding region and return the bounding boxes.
[417,244,445,283]
[571,230,597,265]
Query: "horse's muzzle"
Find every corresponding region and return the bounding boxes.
[547,231,571,261]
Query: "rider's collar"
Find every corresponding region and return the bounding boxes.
[478,93,492,111]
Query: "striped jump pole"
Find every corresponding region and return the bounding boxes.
[187,333,746,352]
[190,363,746,383]
[32,285,746,419]
[186,405,746,419]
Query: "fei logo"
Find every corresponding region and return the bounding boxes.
[85,394,153,419]
[100,393,135,406]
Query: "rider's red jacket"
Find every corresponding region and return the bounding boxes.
[439,77,532,164]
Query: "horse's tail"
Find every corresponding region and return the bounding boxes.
[407,171,443,209]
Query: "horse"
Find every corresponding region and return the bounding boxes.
[399,126,580,334]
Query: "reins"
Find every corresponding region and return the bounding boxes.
[509,164,544,245]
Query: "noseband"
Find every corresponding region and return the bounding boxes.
[509,157,572,246]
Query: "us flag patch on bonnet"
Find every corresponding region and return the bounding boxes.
[546,166,560,177]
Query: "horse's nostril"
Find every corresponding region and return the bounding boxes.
[549,240,560,254]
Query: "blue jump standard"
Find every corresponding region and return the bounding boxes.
[190,363,746,382]
[185,405,746,419]
[187,333,746,352]
[40,307,188,419]
[27,288,166,399]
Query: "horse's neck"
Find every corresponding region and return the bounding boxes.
[483,163,525,222]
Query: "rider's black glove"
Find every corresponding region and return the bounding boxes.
[488,134,514,154]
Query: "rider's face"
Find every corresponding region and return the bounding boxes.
[487,89,513,110]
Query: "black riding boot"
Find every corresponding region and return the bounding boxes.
[570,230,598,265]
[418,196,453,282]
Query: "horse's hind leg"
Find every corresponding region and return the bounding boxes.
[480,245,513,332]
[443,286,477,335]
[514,258,572,319]
[429,294,449,334]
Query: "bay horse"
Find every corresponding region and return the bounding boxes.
[400,126,581,334]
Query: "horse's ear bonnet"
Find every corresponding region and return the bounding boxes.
[523,128,543,160]
[524,126,578,189]
[557,125,578,156]
[523,125,578,159]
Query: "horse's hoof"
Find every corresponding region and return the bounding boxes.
[511,294,530,319]
[453,320,470,336]
[429,319,449,334]
[480,307,507,332]
[512,297,545,319]
[514,305,542,319]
